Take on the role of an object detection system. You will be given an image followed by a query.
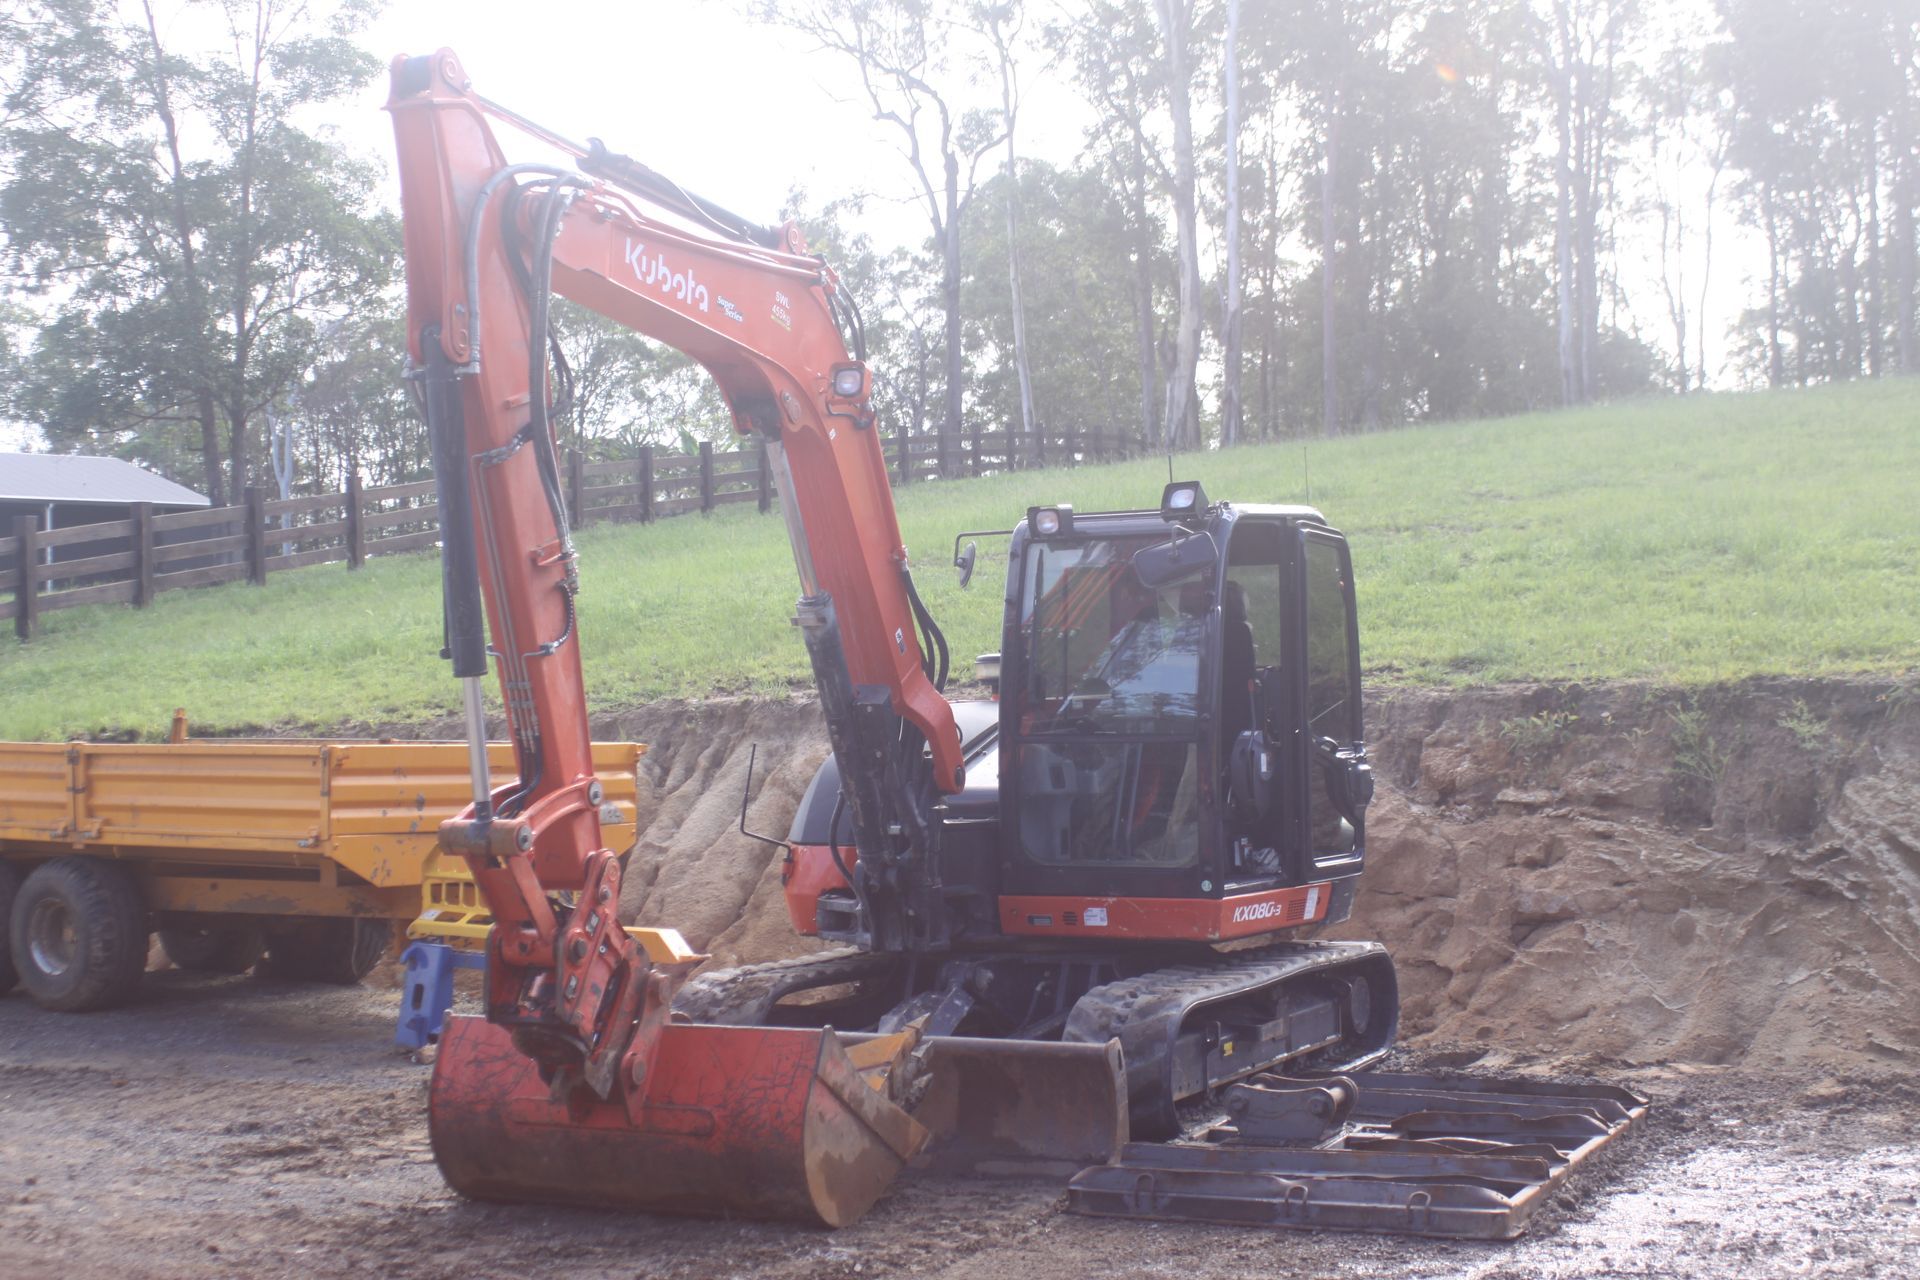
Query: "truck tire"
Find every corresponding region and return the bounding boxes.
[159,925,266,974]
[0,863,21,996]
[258,918,389,985]
[9,857,148,1012]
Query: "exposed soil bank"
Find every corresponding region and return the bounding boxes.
[572,677,1920,1076]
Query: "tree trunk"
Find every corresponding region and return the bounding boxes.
[1553,50,1577,407]
[941,152,964,478]
[1765,183,1784,388]
[1220,0,1243,448]
[991,17,1038,462]
[1898,139,1918,372]
[142,0,225,505]
[1127,142,1158,445]
[1155,0,1203,451]
[1320,82,1340,438]
[1867,124,1884,379]
[1697,149,1726,392]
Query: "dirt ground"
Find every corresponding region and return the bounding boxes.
[0,970,1915,1280]
[5,675,1917,1277]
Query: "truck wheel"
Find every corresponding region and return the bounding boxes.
[9,857,148,1012]
[258,918,390,985]
[0,863,21,996]
[159,925,266,974]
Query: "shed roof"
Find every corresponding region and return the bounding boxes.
[0,452,210,508]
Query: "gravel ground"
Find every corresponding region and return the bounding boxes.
[2,969,1916,1280]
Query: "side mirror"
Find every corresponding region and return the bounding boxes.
[954,540,978,589]
[1313,736,1375,823]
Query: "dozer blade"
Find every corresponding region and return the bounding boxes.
[429,1015,930,1227]
[848,1034,1131,1178]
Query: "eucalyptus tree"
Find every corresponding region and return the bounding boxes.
[0,0,396,502]
[747,0,1007,474]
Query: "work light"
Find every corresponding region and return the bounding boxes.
[1160,480,1208,520]
[830,364,867,398]
[1028,504,1073,538]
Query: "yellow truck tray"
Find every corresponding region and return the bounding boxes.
[0,739,643,924]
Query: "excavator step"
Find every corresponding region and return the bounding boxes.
[1066,1069,1649,1240]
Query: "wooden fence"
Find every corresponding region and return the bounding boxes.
[3,425,1151,640]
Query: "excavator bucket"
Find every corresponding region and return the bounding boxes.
[428,1015,931,1227]
[859,1035,1131,1177]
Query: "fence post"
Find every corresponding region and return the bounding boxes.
[757,441,772,513]
[969,423,983,477]
[244,486,268,585]
[698,440,715,513]
[1066,427,1080,465]
[131,502,155,606]
[637,445,655,523]
[1091,425,1105,462]
[344,473,365,568]
[568,449,587,526]
[1036,426,1047,470]
[13,514,38,641]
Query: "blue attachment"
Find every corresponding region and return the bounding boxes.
[395,940,487,1050]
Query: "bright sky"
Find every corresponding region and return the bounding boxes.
[0,0,1755,454]
[355,0,1093,252]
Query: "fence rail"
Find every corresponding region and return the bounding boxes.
[5,425,1150,640]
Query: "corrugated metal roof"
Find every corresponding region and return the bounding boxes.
[0,452,210,507]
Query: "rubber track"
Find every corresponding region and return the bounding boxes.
[1063,939,1383,1046]
[1065,940,1395,1138]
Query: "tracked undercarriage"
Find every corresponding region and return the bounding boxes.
[674,945,1645,1237]
[675,941,1399,1136]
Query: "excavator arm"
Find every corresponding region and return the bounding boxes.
[387,48,943,1224]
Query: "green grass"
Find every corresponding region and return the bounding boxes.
[4,380,1918,740]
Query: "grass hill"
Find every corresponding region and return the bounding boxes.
[3,379,1916,740]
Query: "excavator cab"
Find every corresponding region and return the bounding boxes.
[786,490,1375,950]
[992,491,1374,939]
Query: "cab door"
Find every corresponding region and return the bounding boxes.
[1295,526,1369,875]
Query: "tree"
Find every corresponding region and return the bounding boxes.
[1051,0,1170,447]
[959,162,1140,440]
[980,4,1039,458]
[1537,0,1638,405]
[747,0,1004,475]
[1152,0,1205,448]
[1220,0,1245,446]
[0,0,396,502]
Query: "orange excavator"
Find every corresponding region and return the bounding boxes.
[389,50,1643,1238]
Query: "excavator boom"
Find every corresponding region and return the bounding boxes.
[386,48,951,1224]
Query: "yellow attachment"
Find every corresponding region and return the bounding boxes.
[627,925,702,965]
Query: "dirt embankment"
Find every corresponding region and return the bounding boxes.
[576,678,1920,1078]
[1350,678,1920,1073]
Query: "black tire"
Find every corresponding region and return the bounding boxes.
[9,856,148,1012]
[0,863,21,996]
[258,918,390,985]
[158,925,266,974]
